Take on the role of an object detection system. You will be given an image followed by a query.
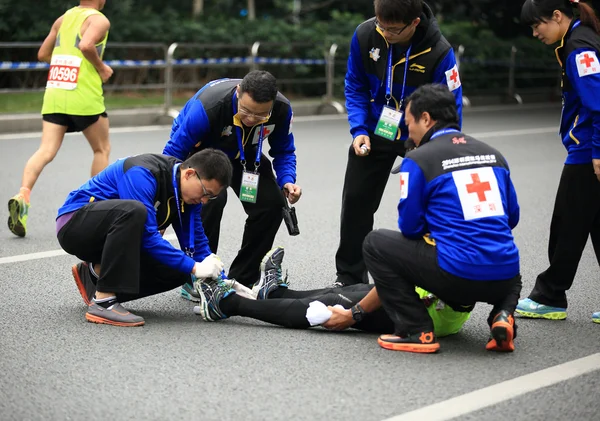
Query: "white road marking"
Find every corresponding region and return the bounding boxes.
[0,233,177,265]
[472,126,557,139]
[383,353,600,421]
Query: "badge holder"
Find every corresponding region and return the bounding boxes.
[240,160,260,204]
[282,190,300,236]
[374,104,402,141]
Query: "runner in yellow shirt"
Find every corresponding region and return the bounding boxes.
[7,0,112,237]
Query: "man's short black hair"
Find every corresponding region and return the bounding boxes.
[239,70,278,103]
[183,148,232,188]
[374,0,422,23]
[406,84,459,125]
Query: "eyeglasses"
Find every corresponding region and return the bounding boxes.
[237,99,272,121]
[375,20,411,36]
[196,173,219,200]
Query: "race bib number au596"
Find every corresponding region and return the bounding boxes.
[46,55,82,90]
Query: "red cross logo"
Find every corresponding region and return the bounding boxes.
[261,126,272,137]
[450,69,459,83]
[580,53,595,68]
[466,173,491,202]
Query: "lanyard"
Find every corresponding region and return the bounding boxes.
[430,128,461,140]
[172,163,195,258]
[232,91,265,172]
[386,44,412,108]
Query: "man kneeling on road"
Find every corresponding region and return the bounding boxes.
[192,247,472,339]
[56,149,232,326]
[357,84,522,353]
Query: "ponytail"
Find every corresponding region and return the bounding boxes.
[571,0,600,34]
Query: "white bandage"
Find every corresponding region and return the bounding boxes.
[305,301,345,326]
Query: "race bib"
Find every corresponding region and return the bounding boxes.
[46,55,82,90]
[452,167,504,220]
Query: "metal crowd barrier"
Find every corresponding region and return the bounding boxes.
[0,42,561,117]
[0,41,343,117]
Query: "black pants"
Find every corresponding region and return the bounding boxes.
[57,200,188,301]
[220,283,395,333]
[201,153,285,288]
[530,163,600,308]
[363,229,522,335]
[335,134,405,285]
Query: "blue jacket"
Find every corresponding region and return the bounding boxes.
[396,127,520,281]
[557,19,600,163]
[345,3,463,141]
[163,78,297,188]
[57,154,210,274]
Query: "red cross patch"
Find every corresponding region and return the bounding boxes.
[576,51,600,77]
[452,167,504,220]
[399,172,409,199]
[445,64,461,91]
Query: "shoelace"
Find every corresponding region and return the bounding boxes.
[264,268,282,288]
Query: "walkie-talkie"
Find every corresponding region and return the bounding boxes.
[282,190,300,236]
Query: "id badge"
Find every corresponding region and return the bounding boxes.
[240,171,259,203]
[374,106,402,141]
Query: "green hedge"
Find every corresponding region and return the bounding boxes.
[1,4,559,95]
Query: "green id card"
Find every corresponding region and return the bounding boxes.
[374,105,402,141]
[240,171,259,203]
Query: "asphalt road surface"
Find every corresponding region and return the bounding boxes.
[1,104,599,421]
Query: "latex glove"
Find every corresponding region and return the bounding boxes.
[193,254,224,279]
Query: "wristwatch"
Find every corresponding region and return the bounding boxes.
[351,304,365,322]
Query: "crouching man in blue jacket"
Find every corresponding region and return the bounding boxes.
[360,84,522,353]
[56,149,232,326]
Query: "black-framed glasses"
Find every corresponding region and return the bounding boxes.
[375,20,410,36]
[196,172,219,200]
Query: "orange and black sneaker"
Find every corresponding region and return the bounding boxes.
[71,262,97,306]
[486,310,515,352]
[377,331,440,353]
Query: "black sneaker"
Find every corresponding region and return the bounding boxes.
[486,310,516,352]
[71,262,97,306]
[330,280,346,288]
[194,275,235,321]
[252,247,289,299]
[378,331,440,353]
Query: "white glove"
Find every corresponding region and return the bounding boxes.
[193,254,224,279]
